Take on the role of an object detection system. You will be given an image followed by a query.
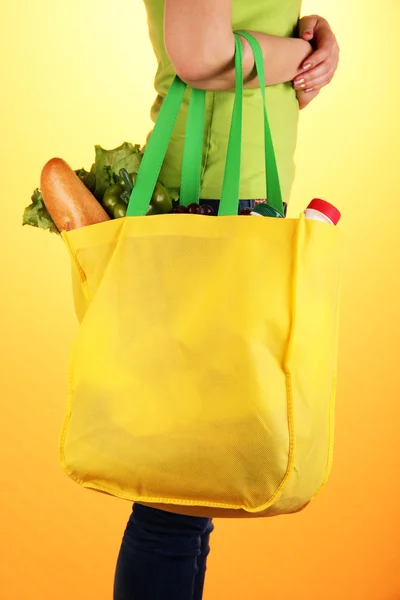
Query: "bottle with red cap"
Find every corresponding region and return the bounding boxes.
[304,198,341,225]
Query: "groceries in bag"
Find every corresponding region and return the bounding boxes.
[22,138,341,235]
[250,202,285,218]
[22,142,179,234]
[173,202,216,215]
[240,201,288,216]
[40,158,110,231]
[304,198,341,225]
[246,197,341,225]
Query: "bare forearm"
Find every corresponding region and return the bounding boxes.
[186,31,313,91]
[164,0,312,91]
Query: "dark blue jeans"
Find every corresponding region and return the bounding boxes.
[113,199,256,600]
[113,504,214,600]
[199,200,288,215]
[200,199,255,214]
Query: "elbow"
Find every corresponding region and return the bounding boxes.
[170,61,212,86]
[165,46,218,84]
[165,34,234,85]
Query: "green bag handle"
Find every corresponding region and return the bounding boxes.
[126,76,188,217]
[179,87,206,207]
[126,32,283,216]
[217,33,244,215]
[220,31,283,215]
[179,33,243,210]
[234,30,283,215]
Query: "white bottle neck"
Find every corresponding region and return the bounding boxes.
[304,208,334,225]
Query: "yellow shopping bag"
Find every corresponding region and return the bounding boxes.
[60,32,342,518]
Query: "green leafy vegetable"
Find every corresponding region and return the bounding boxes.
[22,189,59,235]
[74,168,96,193]
[104,165,119,188]
[93,142,143,201]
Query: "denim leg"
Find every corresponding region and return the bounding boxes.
[193,519,214,600]
[199,199,288,216]
[113,503,214,600]
[199,199,255,214]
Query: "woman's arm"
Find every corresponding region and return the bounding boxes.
[294,15,340,109]
[164,0,313,91]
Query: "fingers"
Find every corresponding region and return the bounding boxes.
[298,15,319,40]
[299,21,339,71]
[295,14,339,94]
[296,33,339,88]
[300,45,333,73]
[293,62,336,92]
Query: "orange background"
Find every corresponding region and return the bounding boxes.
[1,0,400,598]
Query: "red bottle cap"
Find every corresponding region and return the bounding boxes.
[307,198,341,225]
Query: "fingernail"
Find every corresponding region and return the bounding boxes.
[304,30,313,35]
[294,78,306,88]
[302,63,312,71]
[305,88,313,93]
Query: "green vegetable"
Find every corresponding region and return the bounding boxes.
[150,182,173,214]
[120,190,130,205]
[93,142,143,201]
[146,204,158,216]
[22,189,59,235]
[74,168,96,193]
[166,186,180,206]
[104,165,119,189]
[119,169,135,193]
[102,184,124,216]
[113,203,127,219]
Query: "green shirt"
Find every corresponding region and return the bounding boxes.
[143,0,302,202]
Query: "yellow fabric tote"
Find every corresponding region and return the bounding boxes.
[60,32,342,518]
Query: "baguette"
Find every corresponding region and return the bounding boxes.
[40,158,110,231]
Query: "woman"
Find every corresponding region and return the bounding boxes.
[114,2,339,599]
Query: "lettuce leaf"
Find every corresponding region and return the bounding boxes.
[22,189,59,235]
[93,142,143,201]
[74,167,96,193]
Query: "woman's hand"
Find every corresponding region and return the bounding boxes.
[296,88,320,110]
[293,15,340,108]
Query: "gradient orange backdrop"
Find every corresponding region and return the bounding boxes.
[1,0,400,598]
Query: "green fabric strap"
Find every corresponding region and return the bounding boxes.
[218,34,244,215]
[236,30,283,215]
[173,34,244,215]
[180,88,206,207]
[126,76,188,217]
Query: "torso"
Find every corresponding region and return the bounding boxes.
[143,0,302,202]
